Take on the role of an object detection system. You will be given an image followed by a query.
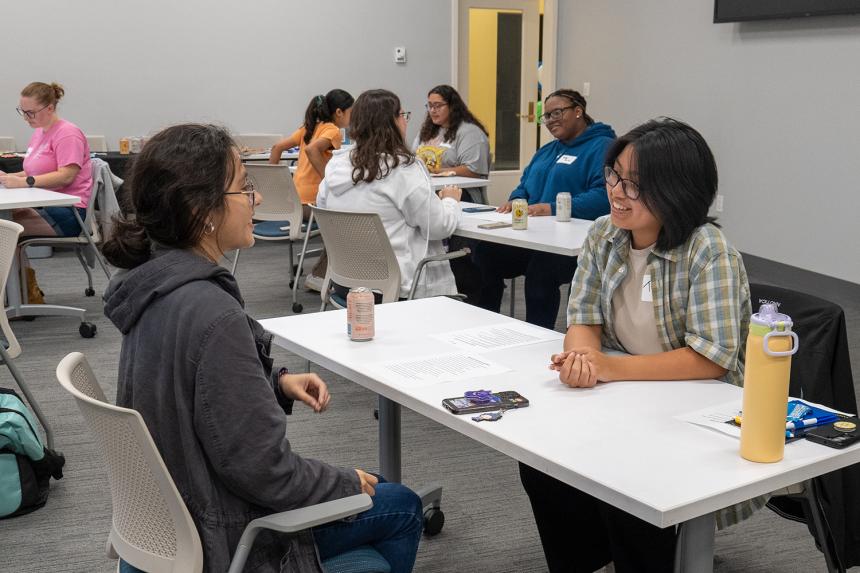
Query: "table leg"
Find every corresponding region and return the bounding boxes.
[675,513,715,573]
[378,395,402,483]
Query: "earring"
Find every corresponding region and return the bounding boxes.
[204,221,215,234]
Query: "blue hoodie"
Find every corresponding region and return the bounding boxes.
[508,121,616,219]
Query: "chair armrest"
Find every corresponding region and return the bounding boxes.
[227,494,373,573]
[407,248,471,300]
[250,493,373,533]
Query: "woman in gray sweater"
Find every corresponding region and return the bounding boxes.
[102,123,423,573]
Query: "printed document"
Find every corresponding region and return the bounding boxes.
[369,352,510,386]
[431,323,558,353]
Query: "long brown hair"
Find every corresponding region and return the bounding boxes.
[349,89,414,184]
[300,89,354,144]
[418,84,488,144]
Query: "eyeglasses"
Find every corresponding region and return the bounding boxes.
[540,105,577,124]
[425,102,448,111]
[16,104,50,119]
[604,165,641,200]
[225,176,257,206]
[399,111,412,122]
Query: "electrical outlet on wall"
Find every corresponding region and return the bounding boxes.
[715,195,724,212]
[394,47,407,64]
[583,81,591,96]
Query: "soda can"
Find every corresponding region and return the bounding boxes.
[556,192,572,222]
[512,198,528,230]
[347,287,375,341]
[119,138,130,155]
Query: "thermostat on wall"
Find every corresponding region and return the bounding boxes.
[394,46,407,64]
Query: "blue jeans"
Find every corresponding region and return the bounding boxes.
[120,478,423,573]
[37,206,86,236]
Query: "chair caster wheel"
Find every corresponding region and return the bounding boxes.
[79,322,97,338]
[85,287,95,297]
[373,409,379,420]
[289,280,294,288]
[292,303,303,313]
[423,508,444,536]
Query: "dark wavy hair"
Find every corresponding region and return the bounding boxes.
[349,89,414,184]
[418,84,488,144]
[546,89,594,125]
[301,89,354,144]
[605,117,719,251]
[102,124,239,269]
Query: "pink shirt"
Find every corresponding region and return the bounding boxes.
[23,119,92,208]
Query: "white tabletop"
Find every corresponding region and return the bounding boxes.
[454,202,591,257]
[0,186,80,210]
[260,297,860,528]
[242,151,299,162]
[430,175,487,190]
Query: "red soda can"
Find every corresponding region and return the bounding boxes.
[347,287,375,341]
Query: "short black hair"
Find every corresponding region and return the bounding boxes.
[605,117,718,251]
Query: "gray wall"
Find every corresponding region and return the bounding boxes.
[1,0,450,151]
[557,1,860,284]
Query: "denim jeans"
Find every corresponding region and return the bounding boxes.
[119,478,423,573]
[37,206,86,236]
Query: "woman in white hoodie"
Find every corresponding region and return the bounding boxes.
[317,89,463,299]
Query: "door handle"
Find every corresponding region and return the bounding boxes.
[516,101,536,123]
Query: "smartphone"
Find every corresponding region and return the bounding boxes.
[463,206,497,213]
[442,391,529,415]
[477,221,512,230]
[804,415,860,449]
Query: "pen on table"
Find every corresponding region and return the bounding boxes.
[735,415,828,430]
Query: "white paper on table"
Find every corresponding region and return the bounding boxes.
[461,210,512,223]
[431,323,558,353]
[675,401,742,439]
[368,352,511,386]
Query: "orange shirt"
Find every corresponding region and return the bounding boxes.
[290,122,342,203]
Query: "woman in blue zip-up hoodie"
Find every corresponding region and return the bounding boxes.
[475,89,616,329]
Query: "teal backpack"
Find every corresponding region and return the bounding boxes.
[0,387,65,518]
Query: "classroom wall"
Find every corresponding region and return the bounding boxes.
[1,0,451,152]
[557,1,860,284]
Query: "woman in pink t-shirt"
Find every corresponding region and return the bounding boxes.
[0,82,92,238]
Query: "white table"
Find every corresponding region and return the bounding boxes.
[429,175,487,190]
[260,297,860,572]
[242,150,300,162]
[454,201,592,257]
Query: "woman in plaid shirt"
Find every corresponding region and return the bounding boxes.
[521,118,753,572]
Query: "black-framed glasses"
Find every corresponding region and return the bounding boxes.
[225,176,257,206]
[16,104,50,119]
[540,105,576,124]
[425,102,447,111]
[604,165,641,200]
[399,111,412,122]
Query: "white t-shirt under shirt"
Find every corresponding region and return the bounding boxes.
[611,243,663,355]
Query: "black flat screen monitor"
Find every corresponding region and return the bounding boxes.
[715,0,860,22]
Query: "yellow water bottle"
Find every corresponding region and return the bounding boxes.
[740,303,799,463]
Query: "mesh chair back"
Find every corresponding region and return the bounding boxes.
[245,164,304,237]
[0,136,15,153]
[0,220,24,358]
[310,207,401,303]
[234,133,283,150]
[86,135,108,152]
[56,353,203,573]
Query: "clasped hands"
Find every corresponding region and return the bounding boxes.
[549,347,614,388]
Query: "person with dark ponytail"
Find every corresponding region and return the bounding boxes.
[103,124,423,573]
[474,89,616,329]
[269,89,354,205]
[1,82,93,302]
[413,84,490,204]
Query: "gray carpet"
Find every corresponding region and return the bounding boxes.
[0,239,857,573]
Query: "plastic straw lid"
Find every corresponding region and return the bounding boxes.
[751,303,793,331]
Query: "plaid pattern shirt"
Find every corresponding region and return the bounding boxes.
[568,216,764,528]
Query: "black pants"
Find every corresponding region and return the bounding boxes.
[474,242,578,330]
[519,463,677,573]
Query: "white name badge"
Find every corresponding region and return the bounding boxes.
[440,142,453,149]
[556,154,577,165]
[641,274,653,302]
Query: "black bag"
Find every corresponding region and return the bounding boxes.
[0,387,65,519]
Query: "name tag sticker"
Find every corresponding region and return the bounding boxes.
[641,274,653,302]
[556,154,577,165]
[440,142,453,149]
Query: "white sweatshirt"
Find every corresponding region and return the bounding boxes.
[317,148,460,299]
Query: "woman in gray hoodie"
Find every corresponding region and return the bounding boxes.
[102,123,423,573]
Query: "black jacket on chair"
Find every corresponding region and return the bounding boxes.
[749,283,859,568]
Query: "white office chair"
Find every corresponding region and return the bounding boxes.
[234,133,283,151]
[232,164,319,309]
[0,219,55,449]
[310,206,470,309]
[86,135,109,153]
[56,352,390,573]
[0,136,16,153]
